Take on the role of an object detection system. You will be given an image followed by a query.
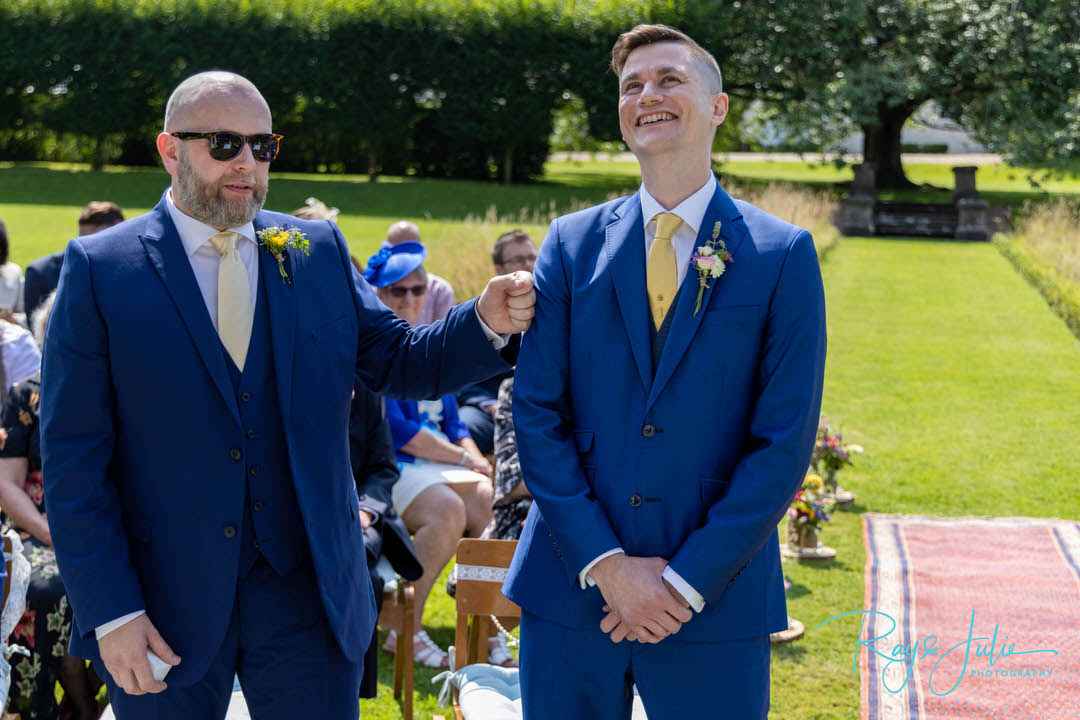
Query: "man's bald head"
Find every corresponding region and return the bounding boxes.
[386,220,421,245]
[164,71,270,131]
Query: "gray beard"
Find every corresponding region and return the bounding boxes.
[176,151,267,229]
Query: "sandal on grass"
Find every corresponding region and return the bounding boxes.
[382,628,450,668]
[487,634,518,668]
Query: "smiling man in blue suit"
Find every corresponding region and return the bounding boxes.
[40,71,533,720]
[503,25,827,719]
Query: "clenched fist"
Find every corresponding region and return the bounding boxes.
[477,271,535,334]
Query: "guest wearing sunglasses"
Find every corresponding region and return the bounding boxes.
[41,71,533,720]
[382,220,456,325]
[363,242,494,669]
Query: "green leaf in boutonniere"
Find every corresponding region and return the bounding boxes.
[689,220,733,315]
[256,226,310,283]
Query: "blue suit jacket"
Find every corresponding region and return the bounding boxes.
[40,193,513,686]
[503,183,826,642]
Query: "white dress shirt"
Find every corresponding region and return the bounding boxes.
[98,193,506,640]
[577,176,718,615]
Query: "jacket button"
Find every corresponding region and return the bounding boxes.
[642,424,656,438]
[223,525,237,539]
[247,429,256,439]
[253,500,263,512]
[629,493,642,507]
[252,539,260,550]
[240,392,251,403]
[230,448,242,461]
[249,465,260,477]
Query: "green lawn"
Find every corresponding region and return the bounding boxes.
[3,161,1079,718]
[774,236,1080,719]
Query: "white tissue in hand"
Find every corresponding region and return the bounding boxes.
[148,650,171,682]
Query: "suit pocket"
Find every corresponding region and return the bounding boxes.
[700,476,730,505]
[313,315,348,342]
[572,430,594,453]
[704,304,760,324]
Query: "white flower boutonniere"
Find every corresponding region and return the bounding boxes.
[256,226,310,283]
[690,221,733,315]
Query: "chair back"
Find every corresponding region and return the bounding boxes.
[453,539,520,673]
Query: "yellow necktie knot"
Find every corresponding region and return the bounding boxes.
[647,212,683,328]
[209,231,241,258]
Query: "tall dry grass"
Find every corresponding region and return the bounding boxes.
[425,183,839,298]
[1012,197,1080,284]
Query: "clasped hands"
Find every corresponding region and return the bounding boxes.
[590,554,692,644]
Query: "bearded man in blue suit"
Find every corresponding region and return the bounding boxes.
[503,25,827,719]
[40,71,533,720]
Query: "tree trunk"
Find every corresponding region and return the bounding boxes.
[502,145,514,186]
[861,101,919,190]
[367,148,380,182]
[91,135,106,171]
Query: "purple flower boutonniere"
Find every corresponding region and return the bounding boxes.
[690,220,733,315]
[256,226,310,283]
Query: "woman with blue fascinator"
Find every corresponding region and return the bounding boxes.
[363,242,495,669]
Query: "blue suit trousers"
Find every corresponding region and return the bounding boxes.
[102,556,361,720]
[519,611,770,720]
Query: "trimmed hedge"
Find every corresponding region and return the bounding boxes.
[1,0,841,179]
[994,234,1080,343]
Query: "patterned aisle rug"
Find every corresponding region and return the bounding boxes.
[859,514,1080,720]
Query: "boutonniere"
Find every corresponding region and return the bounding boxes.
[690,221,733,315]
[256,226,310,283]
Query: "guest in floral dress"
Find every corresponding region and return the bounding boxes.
[0,295,99,720]
[480,377,532,541]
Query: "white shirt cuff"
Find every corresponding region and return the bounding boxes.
[96,610,146,639]
[579,548,625,589]
[662,566,706,613]
[475,307,509,349]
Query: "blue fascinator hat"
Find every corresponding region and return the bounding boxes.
[362,241,427,287]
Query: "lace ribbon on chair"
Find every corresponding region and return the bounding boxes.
[1,529,32,711]
[453,564,508,583]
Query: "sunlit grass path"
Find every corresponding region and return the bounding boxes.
[773,236,1080,719]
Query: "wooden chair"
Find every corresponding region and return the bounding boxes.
[433,538,520,720]
[375,576,415,720]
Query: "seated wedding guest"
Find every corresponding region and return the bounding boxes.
[457,230,537,453]
[0,218,26,327]
[349,382,423,700]
[23,201,124,321]
[0,316,41,403]
[0,292,100,720]
[384,220,455,324]
[363,242,493,669]
[480,377,532,542]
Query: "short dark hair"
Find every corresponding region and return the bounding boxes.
[611,24,723,94]
[78,201,124,228]
[491,229,534,266]
[0,217,8,266]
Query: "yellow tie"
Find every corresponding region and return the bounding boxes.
[647,212,683,329]
[208,231,254,371]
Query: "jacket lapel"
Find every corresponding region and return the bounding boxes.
[645,183,748,413]
[254,214,297,422]
[604,194,652,394]
[139,195,241,426]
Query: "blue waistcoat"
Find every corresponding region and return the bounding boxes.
[221,258,308,577]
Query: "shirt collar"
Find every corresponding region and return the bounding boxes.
[639,175,717,237]
[165,187,256,258]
